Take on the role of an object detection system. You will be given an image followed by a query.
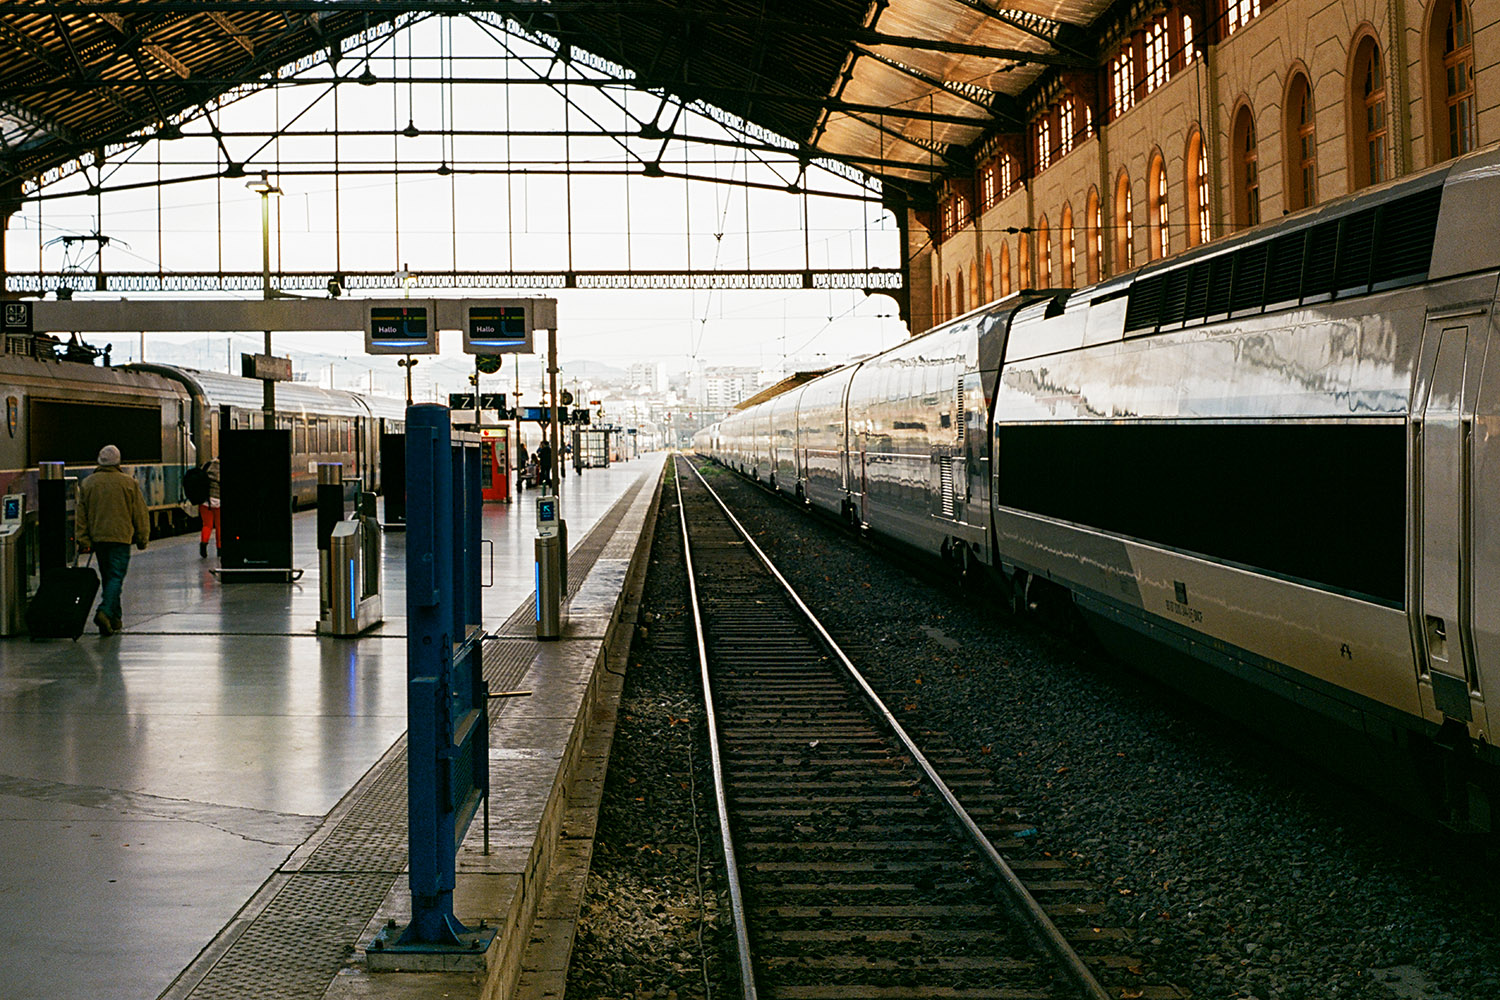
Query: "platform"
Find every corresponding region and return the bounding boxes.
[0,452,667,1000]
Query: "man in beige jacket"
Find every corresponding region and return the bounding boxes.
[76,444,149,636]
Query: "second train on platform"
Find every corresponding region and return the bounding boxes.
[0,345,406,536]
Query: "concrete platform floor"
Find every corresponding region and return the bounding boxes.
[0,454,663,1000]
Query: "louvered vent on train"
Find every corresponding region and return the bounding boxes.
[1122,184,1442,335]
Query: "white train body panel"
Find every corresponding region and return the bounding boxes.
[698,146,1500,793]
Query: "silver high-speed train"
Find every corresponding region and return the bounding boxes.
[697,143,1500,830]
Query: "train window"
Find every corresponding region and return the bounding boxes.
[27,400,163,465]
[996,422,1404,605]
[294,420,307,453]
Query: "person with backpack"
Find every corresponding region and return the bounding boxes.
[183,457,219,558]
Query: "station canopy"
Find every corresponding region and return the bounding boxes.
[0,0,1108,202]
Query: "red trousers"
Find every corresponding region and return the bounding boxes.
[199,504,220,544]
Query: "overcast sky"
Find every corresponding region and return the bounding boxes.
[5,14,909,398]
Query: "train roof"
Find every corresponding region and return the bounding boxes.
[131,365,370,417]
[354,393,409,421]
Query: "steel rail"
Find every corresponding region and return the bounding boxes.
[673,455,758,1000]
[682,455,1114,1000]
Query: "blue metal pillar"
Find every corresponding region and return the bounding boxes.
[369,404,494,961]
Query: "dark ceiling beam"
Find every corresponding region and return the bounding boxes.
[0,74,997,130]
[828,109,957,170]
[851,47,1024,129]
[0,16,139,120]
[0,96,82,147]
[938,0,1095,62]
[14,2,1092,65]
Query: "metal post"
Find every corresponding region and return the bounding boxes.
[248,171,281,425]
[369,404,494,965]
[548,327,560,494]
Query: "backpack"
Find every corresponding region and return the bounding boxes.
[182,463,211,505]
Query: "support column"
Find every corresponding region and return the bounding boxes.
[0,182,24,300]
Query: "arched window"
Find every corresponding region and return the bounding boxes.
[1038,215,1052,288]
[1350,34,1389,188]
[1061,202,1075,286]
[1147,153,1169,260]
[1114,171,1133,272]
[944,276,953,323]
[1185,128,1211,246]
[956,270,966,317]
[984,250,994,302]
[932,284,942,325]
[1428,0,1477,163]
[1231,104,1260,228]
[1085,187,1101,284]
[969,261,978,309]
[1285,72,1317,210]
[1019,233,1032,288]
[1000,241,1012,297]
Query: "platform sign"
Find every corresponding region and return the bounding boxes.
[365,299,437,355]
[241,352,293,382]
[2,301,31,334]
[462,299,533,354]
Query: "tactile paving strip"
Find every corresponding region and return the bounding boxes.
[185,749,409,999]
[187,873,394,1000]
[483,637,537,695]
[498,474,650,636]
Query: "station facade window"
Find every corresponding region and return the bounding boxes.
[1148,153,1170,259]
[1086,187,1102,283]
[1350,34,1389,189]
[1110,47,1136,118]
[984,250,994,302]
[1225,0,1264,38]
[1114,171,1134,273]
[1038,215,1052,288]
[1061,202,1076,286]
[1428,0,1477,163]
[1233,105,1261,228]
[1000,241,1012,297]
[1285,72,1317,210]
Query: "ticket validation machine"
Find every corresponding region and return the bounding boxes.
[0,494,26,635]
[534,495,566,639]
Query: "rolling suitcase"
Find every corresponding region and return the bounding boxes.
[27,561,101,640]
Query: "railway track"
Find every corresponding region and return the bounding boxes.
[673,455,1171,1000]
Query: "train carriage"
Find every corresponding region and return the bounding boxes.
[0,342,407,538]
[699,142,1500,828]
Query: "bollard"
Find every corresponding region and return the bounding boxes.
[534,495,567,639]
[37,462,67,575]
[316,463,344,622]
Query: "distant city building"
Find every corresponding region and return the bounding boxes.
[688,366,757,410]
[626,361,666,393]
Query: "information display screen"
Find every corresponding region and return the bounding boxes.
[2,495,21,524]
[462,300,534,354]
[365,301,437,355]
[536,495,559,538]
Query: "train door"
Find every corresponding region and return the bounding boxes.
[1411,309,1490,738]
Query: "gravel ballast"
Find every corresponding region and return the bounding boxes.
[567,458,1500,1000]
